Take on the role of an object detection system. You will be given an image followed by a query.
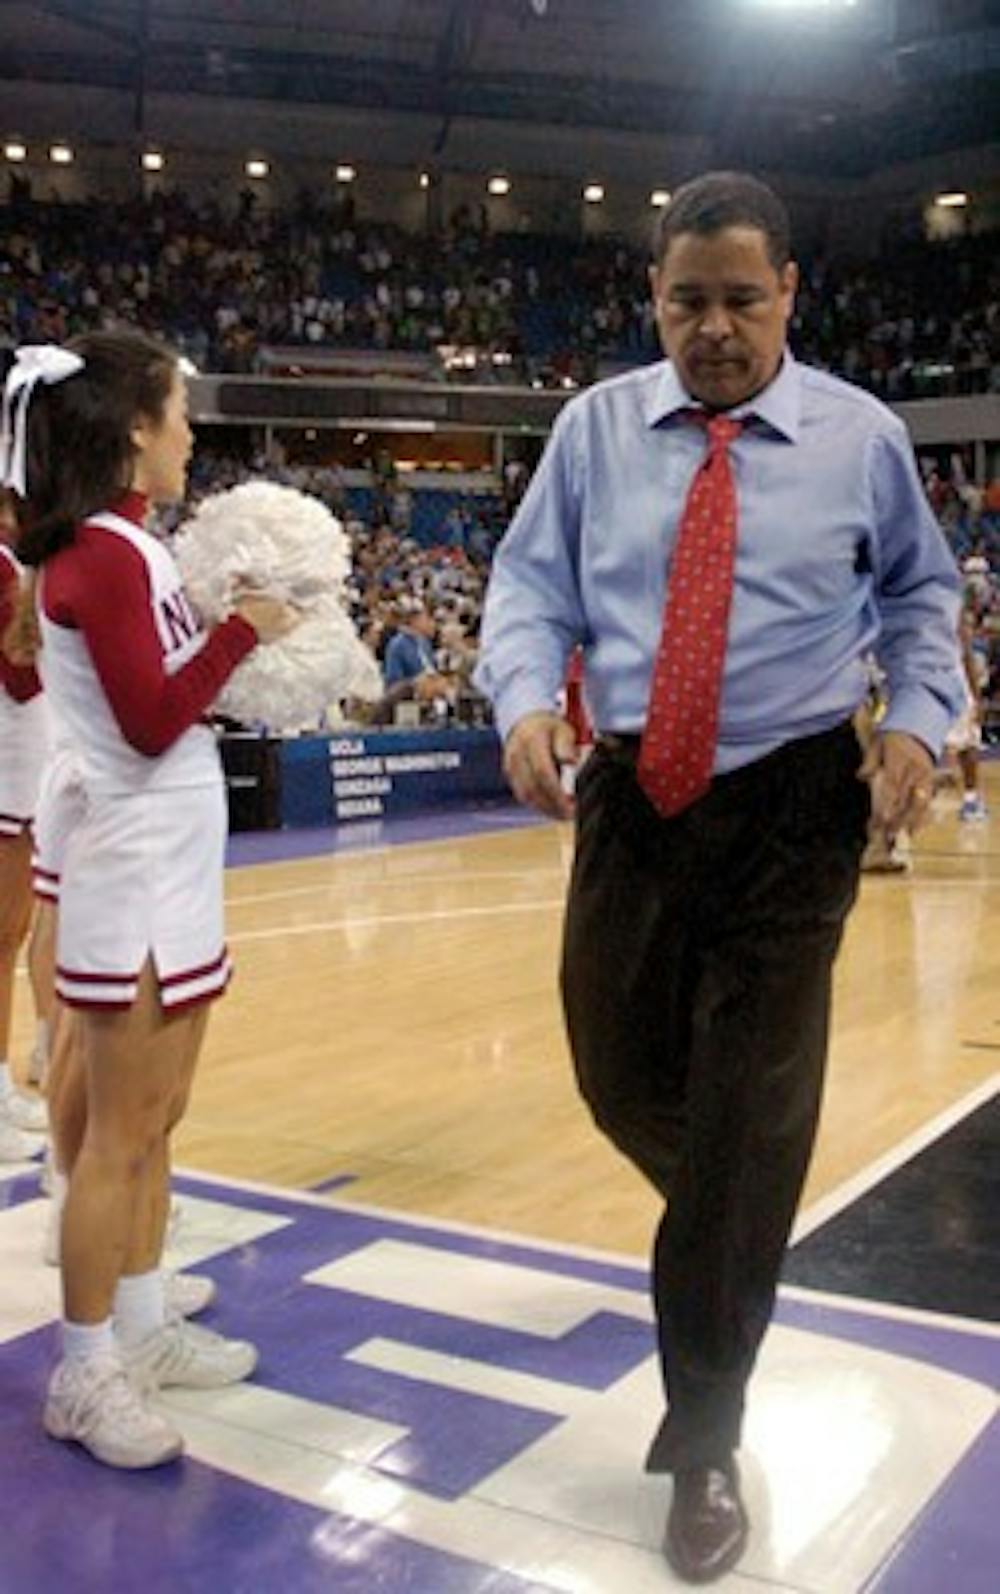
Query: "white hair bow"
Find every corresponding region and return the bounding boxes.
[0,344,85,497]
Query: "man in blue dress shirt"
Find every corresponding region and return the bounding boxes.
[383,601,438,687]
[475,171,964,1584]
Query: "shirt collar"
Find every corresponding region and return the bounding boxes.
[643,351,801,442]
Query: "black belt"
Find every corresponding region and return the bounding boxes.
[596,720,858,777]
[596,732,642,758]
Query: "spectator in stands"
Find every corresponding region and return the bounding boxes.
[502,455,529,511]
[382,600,438,687]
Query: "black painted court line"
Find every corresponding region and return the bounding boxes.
[785,1094,1000,1324]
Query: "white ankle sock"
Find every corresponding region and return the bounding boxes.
[0,1062,11,1099]
[63,1317,115,1362]
[50,1169,68,1206]
[113,1270,166,1348]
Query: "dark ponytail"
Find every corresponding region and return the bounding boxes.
[16,329,177,568]
[3,567,41,667]
[0,489,39,663]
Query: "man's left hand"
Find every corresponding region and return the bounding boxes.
[859,729,935,835]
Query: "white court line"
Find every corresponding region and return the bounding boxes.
[228,897,566,943]
[167,1167,1000,1343]
[172,1164,653,1271]
[14,888,566,969]
[347,1338,594,1417]
[779,1283,1000,1341]
[2,1161,989,1350]
[226,868,566,909]
[227,871,994,910]
[792,1071,1000,1243]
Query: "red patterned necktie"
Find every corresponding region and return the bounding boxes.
[637,413,742,818]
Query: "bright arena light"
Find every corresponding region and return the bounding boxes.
[746,1,858,9]
[935,191,968,208]
[49,144,73,165]
[651,189,672,207]
[142,151,165,172]
[4,142,27,162]
[245,157,269,178]
[418,171,430,188]
[583,183,605,203]
[335,164,356,182]
[488,175,511,196]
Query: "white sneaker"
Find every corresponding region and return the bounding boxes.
[44,1353,184,1469]
[959,795,988,822]
[1,1086,47,1133]
[124,1318,257,1390]
[861,841,909,874]
[0,1116,34,1163]
[164,1271,216,1319]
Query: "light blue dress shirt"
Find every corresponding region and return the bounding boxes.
[476,354,965,768]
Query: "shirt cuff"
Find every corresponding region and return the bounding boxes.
[493,681,562,744]
[880,685,955,761]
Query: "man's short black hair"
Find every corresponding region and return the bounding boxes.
[652,171,791,271]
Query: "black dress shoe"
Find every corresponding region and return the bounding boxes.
[664,1462,749,1584]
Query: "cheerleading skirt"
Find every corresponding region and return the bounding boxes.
[55,778,232,1013]
[0,692,51,839]
[32,745,86,902]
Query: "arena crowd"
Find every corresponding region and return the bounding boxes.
[2,186,999,397]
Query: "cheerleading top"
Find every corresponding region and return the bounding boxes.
[0,541,52,833]
[38,493,257,797]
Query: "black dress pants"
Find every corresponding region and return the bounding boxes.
[560,722,869,1471]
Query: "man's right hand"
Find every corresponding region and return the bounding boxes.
[503,711,578,820]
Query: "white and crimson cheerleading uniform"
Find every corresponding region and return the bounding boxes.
[0,542,52,837]
[37,494,257,1011]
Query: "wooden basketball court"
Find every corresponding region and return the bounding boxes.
[34,762,985,1258]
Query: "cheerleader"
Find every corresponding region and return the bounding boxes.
[33,739,219,1321]
[3,333,298,1469]
[0,488,50,1160]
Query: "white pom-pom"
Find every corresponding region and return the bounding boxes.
[175,481,381,731]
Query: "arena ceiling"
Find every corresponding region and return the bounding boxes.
[1,0,998,177]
